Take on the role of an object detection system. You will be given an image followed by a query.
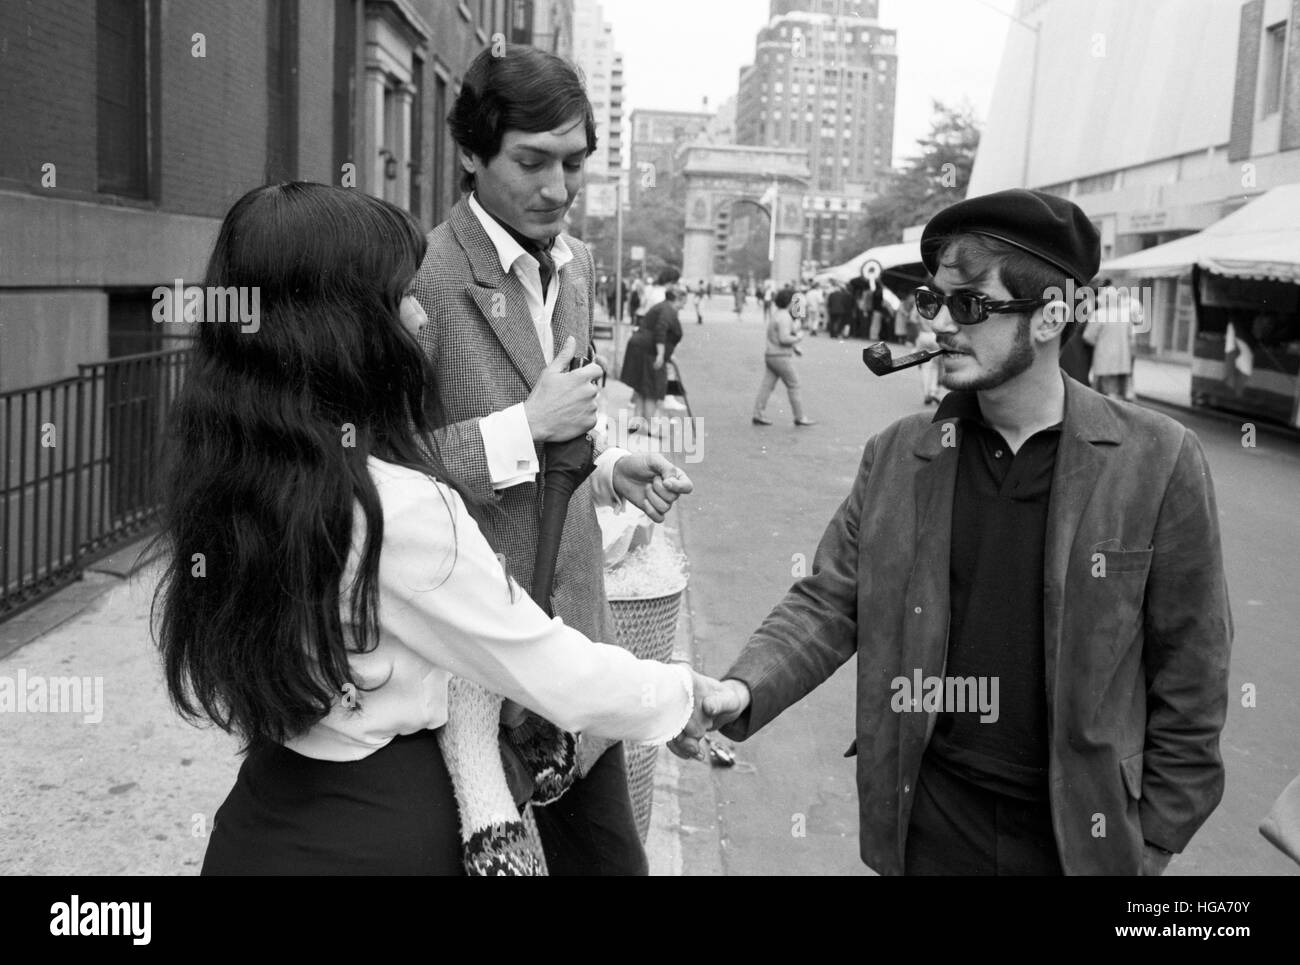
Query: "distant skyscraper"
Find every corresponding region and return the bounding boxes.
[769,0,876,18]
[736,0,897,263]
[572,0,623,182]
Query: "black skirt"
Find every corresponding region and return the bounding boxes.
[201,729,465,875]
[620,331,665,400]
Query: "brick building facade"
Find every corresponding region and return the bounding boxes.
[0,0,557,390]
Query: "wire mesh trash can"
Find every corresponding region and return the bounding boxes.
[606,588,685,842]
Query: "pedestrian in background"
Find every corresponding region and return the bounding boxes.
[908,289,944,405]
[621,287,683,429]
[804,281,826,336]
[752,287,816,427]
[864,278,885,341]
[827,281,853,339]
[628,278,643,323]
[1084,278,1138,400]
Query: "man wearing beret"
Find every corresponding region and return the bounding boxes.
[678,189,1233,875]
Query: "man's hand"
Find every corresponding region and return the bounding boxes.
[524,336,604,442]
[668,676,751,760]
[612,452,693,523]
[703,678,750,730]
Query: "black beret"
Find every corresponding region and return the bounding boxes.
[921,189,1100,285]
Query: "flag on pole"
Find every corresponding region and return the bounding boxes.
[760,181,778,263]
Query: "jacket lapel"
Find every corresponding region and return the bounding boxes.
[451,200,549,389]
[1043,376,1122,703]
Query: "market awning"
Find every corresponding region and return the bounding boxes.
[816,240,923,285]
[1101,184,1300,284]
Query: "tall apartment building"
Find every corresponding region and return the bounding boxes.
[572,0,622,181]
[629,109,715,204]
[735,0,898,264]
[0,0,539,391]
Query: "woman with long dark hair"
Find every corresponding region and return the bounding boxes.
[154,182,707,874]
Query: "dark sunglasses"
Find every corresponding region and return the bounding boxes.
[914,286,1049,325]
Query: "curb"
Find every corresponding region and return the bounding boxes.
[0,534,158,662]
[1136,393,1300,442]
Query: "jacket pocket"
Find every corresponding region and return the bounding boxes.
[1097,546,1154,575]
[1120,751,1144,800]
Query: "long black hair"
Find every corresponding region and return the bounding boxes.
[154,181,492,749]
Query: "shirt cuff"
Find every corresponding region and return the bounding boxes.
[480,404,539,491]
[591,446,630,513]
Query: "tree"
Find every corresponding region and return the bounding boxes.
[577,183,685,282]
[831,100,981,264]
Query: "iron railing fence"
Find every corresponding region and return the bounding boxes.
[1,347,192,621]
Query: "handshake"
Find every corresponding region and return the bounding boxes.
[668,671,752,761]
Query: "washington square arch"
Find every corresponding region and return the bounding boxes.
[680,144,811,285]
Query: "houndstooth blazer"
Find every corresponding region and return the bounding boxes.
[410,198,616,650]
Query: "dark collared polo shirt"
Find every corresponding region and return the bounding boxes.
[924,390,1062,802]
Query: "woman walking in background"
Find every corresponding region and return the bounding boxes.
[154,182,712,875]
[752,287,815,427]
[620,287,683,430]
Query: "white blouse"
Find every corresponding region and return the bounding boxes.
[284,457,694,761]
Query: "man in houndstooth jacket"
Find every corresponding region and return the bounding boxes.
[410,45,693,875]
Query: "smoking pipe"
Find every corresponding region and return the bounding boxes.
[861,342,944,376]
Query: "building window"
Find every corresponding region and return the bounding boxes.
[96,0,150,198]
[266,0,300,183]
[1261,21,1287,117]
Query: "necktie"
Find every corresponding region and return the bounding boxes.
[534,244,555,300]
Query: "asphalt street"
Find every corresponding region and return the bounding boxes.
[667,295,1300,877]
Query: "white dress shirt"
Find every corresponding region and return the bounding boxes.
[284,458,693,762]
[467,193,628,501]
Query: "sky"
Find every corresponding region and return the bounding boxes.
[601,0,1020,167]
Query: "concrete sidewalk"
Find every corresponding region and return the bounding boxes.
[1133,356,1193,410]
